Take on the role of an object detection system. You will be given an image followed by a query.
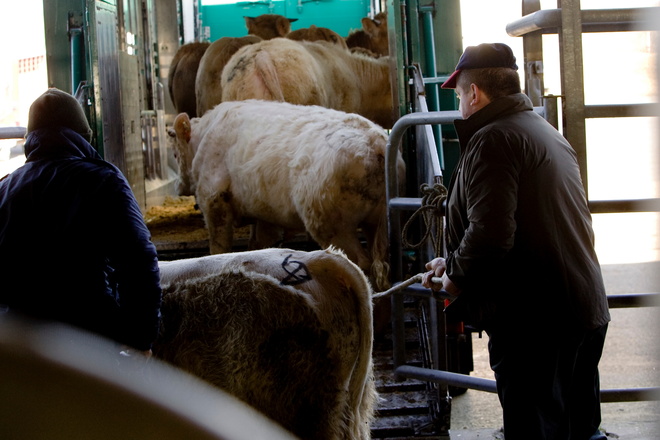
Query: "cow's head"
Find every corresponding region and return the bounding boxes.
[361,12,389,56]
[170,112,196,196]
[244,14,298,40]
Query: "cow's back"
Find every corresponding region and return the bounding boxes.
[155,247,376,440]
[168,42,210,117]
[221,39,361,110]
[191,100,387,230]
[195,35,262,117]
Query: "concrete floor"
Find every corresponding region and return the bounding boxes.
[446,260,660,440]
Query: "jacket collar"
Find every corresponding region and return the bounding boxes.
[454,93,533,150]
[24,127,102,163]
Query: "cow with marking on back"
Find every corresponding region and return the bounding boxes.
[195,35,262,117]
[220,38,395,129]
[155,246,377,440]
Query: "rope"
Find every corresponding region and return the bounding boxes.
[401,182,447,257]
[372,273,447,300]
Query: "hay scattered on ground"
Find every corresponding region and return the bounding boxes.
[144,196,209,243]
[144,195,251,245]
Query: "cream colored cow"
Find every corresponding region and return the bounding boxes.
[168,99,405,291]
[156,247,377,440]
[221,38,395,129]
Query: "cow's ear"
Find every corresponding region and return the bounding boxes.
[244,16,256,32]
[362,17,378,36]
[174,112,191,143]
[276,16,294,36]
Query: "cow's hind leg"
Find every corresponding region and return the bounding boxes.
[197,190,234,254]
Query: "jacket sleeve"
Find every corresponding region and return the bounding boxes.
[101,169,162,350]
[446,129,521,290]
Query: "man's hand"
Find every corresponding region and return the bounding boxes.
[422,257,461,297]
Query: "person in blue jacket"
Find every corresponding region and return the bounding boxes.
[422,44,610,440]
[0,88,162,356]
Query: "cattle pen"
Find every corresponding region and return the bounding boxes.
[1,0,659,439]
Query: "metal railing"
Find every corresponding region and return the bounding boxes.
[0,128,27,140]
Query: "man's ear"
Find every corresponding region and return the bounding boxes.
[469,83,480,105]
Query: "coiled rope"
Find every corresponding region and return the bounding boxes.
[373,182,450,300]
[401,182,448,258]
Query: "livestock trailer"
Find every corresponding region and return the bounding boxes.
[24,0,660,438]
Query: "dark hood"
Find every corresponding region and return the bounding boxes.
[24,127,102,163]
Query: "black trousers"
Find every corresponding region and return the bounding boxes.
[487,323,608,440]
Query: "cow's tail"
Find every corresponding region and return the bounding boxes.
[334,249,377,440]
[254,50,285,102]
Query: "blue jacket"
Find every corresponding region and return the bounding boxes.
[0,127,162,350]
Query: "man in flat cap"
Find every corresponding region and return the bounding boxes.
[0,88,162,357]
[422,43,610,440]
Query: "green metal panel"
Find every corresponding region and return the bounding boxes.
[87,1,122,164]
[394,0,462,180]
[387,0,407,119]
[43,0,85,93]
[200,0,370,41]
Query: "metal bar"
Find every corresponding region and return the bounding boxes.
[506,7,660,37]
[386,111,459,207]
[522,0,544,106]
[396,365,660,403]
[420,6,442,168]
[607,293,660,309]
[585,103,659,119]
[68,11,85,96]
[543,95,559,129]
[388,197,423,210]
[422,75,451,85]
[558,0,589,197]
[589,198,660,213]
[0,127,27,140]
[601,387,660,403]
[411,66,444,172]
[395,365,498,393]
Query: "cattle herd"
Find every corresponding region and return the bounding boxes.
[161,12,399,440]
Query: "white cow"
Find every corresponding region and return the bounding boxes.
[169,99,405,292]
[156,247,377,440]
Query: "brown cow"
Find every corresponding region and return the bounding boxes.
[156,247,377,440]
[195,35,262,117]
[167,41,210,117]
[245,14,298,40]
[286,25,348,49]
[221,38,394,129]
[345,12,389,57]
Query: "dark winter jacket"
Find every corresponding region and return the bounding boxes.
[444,93,610,331]
[0,127,162,350]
